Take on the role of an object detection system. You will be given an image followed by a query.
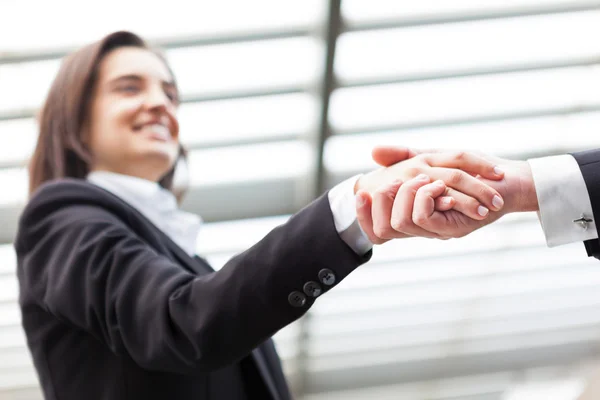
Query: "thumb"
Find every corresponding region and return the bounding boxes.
[372,146,420,167]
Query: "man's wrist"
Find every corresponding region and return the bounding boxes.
[481,160,537,215]
[515,160,539,213]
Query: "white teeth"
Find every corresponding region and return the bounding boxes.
[144,123,170,140]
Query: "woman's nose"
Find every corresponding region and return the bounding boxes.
[144,86,170,111]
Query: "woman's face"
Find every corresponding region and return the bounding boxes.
[87,46,180,181]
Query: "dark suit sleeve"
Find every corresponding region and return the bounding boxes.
[15,190,370,374]
[572,149,600,259]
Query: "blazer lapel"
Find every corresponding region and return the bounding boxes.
[144,217,212,276]
[90,183,212,276]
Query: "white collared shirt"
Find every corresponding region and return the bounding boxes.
[87,171,202,256]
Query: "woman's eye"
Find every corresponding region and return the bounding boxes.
[165,90,178,103]
[118,85,140,93]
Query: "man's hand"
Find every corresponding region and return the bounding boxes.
[357,146,538,244]
[354,148,506,243]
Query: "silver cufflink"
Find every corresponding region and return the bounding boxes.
[573,214,593,230]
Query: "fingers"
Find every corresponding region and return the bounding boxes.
[424,151,504,181]
[390,175,442,239]
[371,146,414,167]
[440,187,491,220]
[413,182,489,238]
[356,170,491,244]
[371,180,408,240]
[357,178,454,244]
[430,167,504,212]
[412,180,450,229]
[356,190,389,245]
[435,196,456,211]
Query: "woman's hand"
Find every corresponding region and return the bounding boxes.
[354,149,506,243]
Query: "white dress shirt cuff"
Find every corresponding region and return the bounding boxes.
[328,175,374,255]
[528,154,598,247]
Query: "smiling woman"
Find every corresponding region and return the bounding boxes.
[29,32,183,194]
[86,47,180,182]
[15,31,507,400]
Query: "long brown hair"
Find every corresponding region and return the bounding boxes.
[29,31,183,196]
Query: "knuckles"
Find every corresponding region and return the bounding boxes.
[373,223,394,239]
[412,213,430,227]
[447,170,465,185]
[390,217,411,233]
[451,151,467,162]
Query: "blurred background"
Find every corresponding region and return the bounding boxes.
[2,0,600,399]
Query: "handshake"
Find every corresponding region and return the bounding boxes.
[354,146,539,244]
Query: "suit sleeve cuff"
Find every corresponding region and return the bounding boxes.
[528,154,598,247]
[327,175,374,255]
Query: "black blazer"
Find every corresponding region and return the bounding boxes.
[14,179,371,400]
[573,149,600,259]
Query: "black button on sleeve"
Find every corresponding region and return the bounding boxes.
[288,291,307,307]
[303,281,322,298]
[318,268,336,286]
